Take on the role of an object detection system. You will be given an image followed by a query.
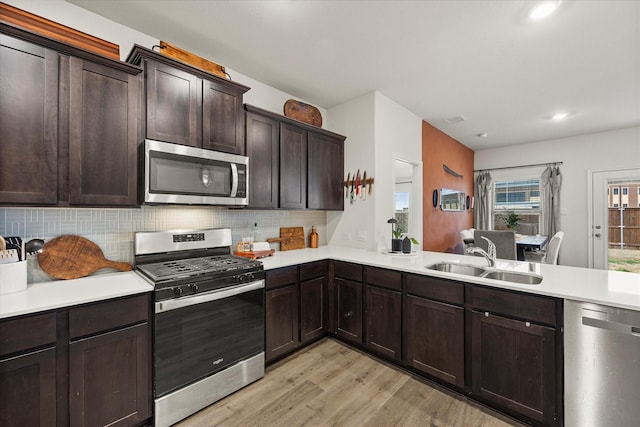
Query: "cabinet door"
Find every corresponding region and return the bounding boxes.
[365,285,401,361]
[0,347,56,425]
[307,132,344,210]
[405,295,464,387]
[265,285,300,362]
[144,58,200,147]
[279,123,307,209]
[471,310,557,425]
[300,276,327,344]
[68,57,138,206]
[69,323,151,427]
[334,277,362,344]
[0,34,58,205]
[203,79,244,154]
[246,111,279,208]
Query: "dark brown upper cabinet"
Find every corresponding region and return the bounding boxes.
[127,45,249,155]
[0,24,142,207]
[245,110,279,208]
[244,104,345,211]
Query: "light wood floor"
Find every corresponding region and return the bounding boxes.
[177,339,525,427]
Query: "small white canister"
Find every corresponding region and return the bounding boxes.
[0,260,27,295]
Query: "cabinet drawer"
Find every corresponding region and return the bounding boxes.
[300,260,327,282]
[406,274,464,306]
[69,294,150,339]
[333,260,362,282]
[0,313,56,357]
[266,266,298,290]
[469,285,557,326]
[365,266,402,291]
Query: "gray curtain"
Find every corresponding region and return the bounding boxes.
[474,171,493,230]
[541,166,562,237]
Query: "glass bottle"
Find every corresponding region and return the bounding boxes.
[310,226,318,248]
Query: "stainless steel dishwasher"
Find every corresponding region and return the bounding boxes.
[564,300,640,427]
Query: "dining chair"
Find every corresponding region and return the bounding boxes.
[473,230,517,260]
[460,228,475,254]
[542,231,564,264]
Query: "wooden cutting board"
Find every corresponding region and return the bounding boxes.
[38,235,132,280]
[267,227,306,251]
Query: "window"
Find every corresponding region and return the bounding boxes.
[622,187,628,195]
[614,203,619,208]
[623,203,628,208]
[394,191,409,233]
[613,187,619,195]
[493,178,541,233]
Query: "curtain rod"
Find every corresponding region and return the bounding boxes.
[474,161,563,173]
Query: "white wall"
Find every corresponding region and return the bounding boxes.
[326,92,422,252]
[325,92,376,249]
[475,126,640,268]
[373,93,423,250]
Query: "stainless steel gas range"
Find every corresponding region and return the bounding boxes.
[135,228,265,427]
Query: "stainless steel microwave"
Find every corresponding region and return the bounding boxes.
[142,139,248,206]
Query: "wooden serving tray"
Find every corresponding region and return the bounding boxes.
[284,99,322,127]
[0,3,120,60]
[234,250,275,260]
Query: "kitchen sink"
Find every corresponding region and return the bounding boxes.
[425,262,543,285]
[426,262,486,276]
[481,270,543,285]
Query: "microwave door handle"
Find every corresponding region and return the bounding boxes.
[230,163,238,197]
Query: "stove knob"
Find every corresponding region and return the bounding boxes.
[173,287,184,297]
[189,283,199,292]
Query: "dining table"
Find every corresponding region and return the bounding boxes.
[515,234,548,261]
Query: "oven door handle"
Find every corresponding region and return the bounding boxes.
[155,280,264,313]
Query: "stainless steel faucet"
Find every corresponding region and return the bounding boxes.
[469,236,497,267]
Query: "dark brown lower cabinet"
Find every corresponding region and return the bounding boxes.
[265,284,300,362]
[470,310,557,426]
[334,277,363,344]
[0,347,57,425]
[365,285,401,361]
[0,294,151,427]
[405,295,464,387]
[300,276,327,344]
[69,323,150,427]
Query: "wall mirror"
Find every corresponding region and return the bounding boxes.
[440,188,465,211]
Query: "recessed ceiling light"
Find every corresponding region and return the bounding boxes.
[476,132,488,138]
[551,112,569,121]
[444,115,466,124]
[529,1,560,21]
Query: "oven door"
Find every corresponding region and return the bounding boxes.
[153,280,264,398]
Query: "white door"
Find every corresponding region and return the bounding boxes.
[589,168,640,269]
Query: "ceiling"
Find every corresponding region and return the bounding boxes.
[67,0,640,150]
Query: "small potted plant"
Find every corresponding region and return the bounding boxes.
[501,210,522,231]
[388,218,420,252]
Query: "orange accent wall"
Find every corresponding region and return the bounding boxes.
[422,121,474,253]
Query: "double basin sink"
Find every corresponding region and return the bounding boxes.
[426,262,543,285]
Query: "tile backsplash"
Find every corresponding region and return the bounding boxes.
[0,206,327,283]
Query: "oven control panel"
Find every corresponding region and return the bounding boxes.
[173,233,205,243]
